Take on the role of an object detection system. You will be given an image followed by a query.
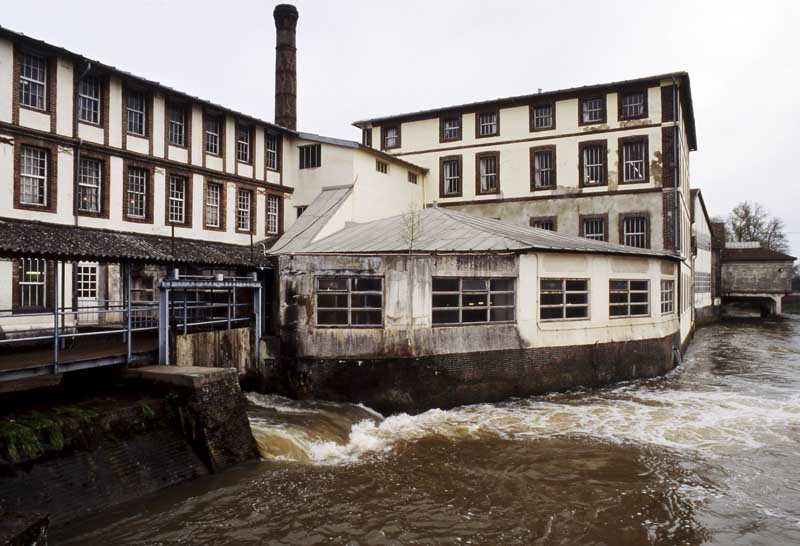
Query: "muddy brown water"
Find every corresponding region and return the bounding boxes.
[54,318,800,545]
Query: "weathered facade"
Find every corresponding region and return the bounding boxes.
[691,189,717,323]
[721,244,795,316]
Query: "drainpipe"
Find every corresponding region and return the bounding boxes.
[73,61,92,226]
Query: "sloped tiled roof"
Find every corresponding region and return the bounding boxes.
[722,247,796,262]
[0,217,273,267]
[289,206,675,259]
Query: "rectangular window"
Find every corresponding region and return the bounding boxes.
[623,216,648,248]
[362,128,372,147]
[540,279,589,320]
[237,189,252,231]
[531,104,553,130]
[408,172,418,184]
[477,153,498,194]
[620,91,646,119]
[78,158,101,213]
[299,144,321,169]
[477,111,498,137]
[531,148,554,189]
[168,105,185,146]
[205,118,220,155]
[582,217,605,241]
[296,205,307,218]
[530,218,556,231]
[20,53,46,110]
[126,167,147,219]
[267,194,280,235]
[441,157,461,196]
[441,117,462,141]
[661,279,675,314]
[266,133,280,170]
[383,126,400,149]
[205,183,222,228]
[127,91,146,136]
[18,258,48,309]
[376,160,388,174]
[237,125,251,163]
[432,277,515,325]
[76,263,98,299]
[581,142,606,186]
[621,139,647,182]
[168,175,186,224]
[78,76,101,124]
[581,97,605,123]
[316,277,383,327]
[19,146,48,206]
[610,280,650,317]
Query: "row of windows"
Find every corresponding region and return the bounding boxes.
[313,276,675,327]
[437,136,649,198]
[17,53,282,169]
[368,90,649,149]
[529,214,650,249]
[17,145,281,234]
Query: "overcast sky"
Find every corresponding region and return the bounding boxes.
[5,0,799,257]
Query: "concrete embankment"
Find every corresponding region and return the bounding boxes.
[0,366,258,537]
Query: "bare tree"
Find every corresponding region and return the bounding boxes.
[726,201,789,252]
[401,204,423,254]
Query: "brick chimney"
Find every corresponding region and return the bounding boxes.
[273,4,298,130]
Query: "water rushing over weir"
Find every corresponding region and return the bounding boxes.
[56,318,800,545]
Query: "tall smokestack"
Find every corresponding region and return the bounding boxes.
[273,4,298,130]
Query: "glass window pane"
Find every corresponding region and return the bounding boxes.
[489,293,514,306]
[318,278,348,291]
[353,278,382,292]
[461,279,488,291]
[610,305,628,316]
[432,278,460,292]
[490,278,514,291]
[565,280,587,291]
[630,281,649,291]
[317,294,348,308]
[351,294,382,308]
[565,293,588,305]
[540,307,563,320]
[351,310,381,325]
[433,310,459,324]
[610,293,628,304]
[565,306,588,319]
[541,293,563,305]
[432,294,459,308]
[462,293,488,307]
[490,308,514,322]
[462,309,488,323]
[630,304,649,316]
[630,292,648,303]
[540,279,562,291]
[610,280,628,291]
[317,310,348,325]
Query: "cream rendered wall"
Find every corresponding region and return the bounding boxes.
[190,105,202,166]
[254,127,265,182]
[152,93,165,158]
[284,139,356,213]
[224,115,235,174]
[0,39,12,123]
[127,134,148,155]
[18,108,49,132]
[108,77,122,148]
[78,122,104,144]
[56,58,73,137]
[0,132,13,215]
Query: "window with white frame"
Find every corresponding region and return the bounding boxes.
[581,143,606,185]
[126,167,147,218]
[620,91,646,119]
[267,194,280,235]
[532,149,554,188]
[432,277,515,325]
[205,183,222,227]
[442,158,461,195]
[76,263,98,299]
[376,160,388,174]
[299,144,321,169]
[582,217,605,241]
[539,279,589,320]
[78,158,101,213]
[18,258,48,309]
[205,118,220,155]
[441,117,461,140]
[168,105,185,146]
[127,91,146,135]
[266,133,279,170]
[78,76,101,124]
[316,277,383,327]
[581,97,605,123]
[19,146,48,206]
[532,104,553,129]
[168,175,186,224]
[610,280,650,317]
[237,125,251,163]
[621,139,647,182]
[661,279,675,314]
[478,153,498,193]
[477,111,498,136]
[20,53,46,110]
[237,189,252,231]
[623,216,648,248]
[383,126,400,149]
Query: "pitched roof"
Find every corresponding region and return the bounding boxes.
[353,71,697,151]
[690,188,713,227]
[722,247,796,262]
[286,206,675,259]
[295,132,428,173]
[0,217,273,267]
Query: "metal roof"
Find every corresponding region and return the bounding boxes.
[353,71,697,151]
[283,206,676,259]
[722,247,796,262]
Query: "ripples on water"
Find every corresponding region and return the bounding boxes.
[56,318,800,546]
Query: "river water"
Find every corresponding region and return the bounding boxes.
[56,318,800,545]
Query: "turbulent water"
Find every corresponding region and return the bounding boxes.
[56,318,800,545]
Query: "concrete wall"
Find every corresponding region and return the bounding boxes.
[692,193,713,312]
[722,261,794,294]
